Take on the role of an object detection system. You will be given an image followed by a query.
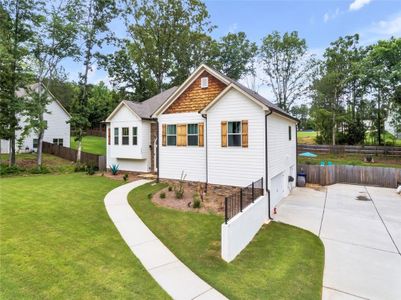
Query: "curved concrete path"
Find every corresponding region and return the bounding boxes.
[104,180,228,300]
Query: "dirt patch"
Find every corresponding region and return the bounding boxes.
[305,183,326,192]
[97,171,146,182]
[152,181,239,215]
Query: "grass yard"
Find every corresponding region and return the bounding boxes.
[298,153,401,168]
[297,131,317,144]
[129,183,325,300]
[0,174,169,299]
[0,153,75,176]
[71,136,106,156]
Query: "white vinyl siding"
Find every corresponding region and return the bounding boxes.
[159,112,206,182]
[207,89,265,187]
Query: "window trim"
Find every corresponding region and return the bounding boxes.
[132,126,138,145]
[33,138,38,149]
[227,121,242,147]
[166,124,177,146]
[114,128,119,145]
[187,123,199,146]
[52,138,63,146]
[122,127,129,145]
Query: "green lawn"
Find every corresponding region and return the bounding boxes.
[0,174,169,299]
[298,153,401,168]
[71,136,106,156]
[129,183,324,300]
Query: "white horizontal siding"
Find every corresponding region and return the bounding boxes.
[267,113,297,199]
[1,99,70,153]
[207,89,265,187]
[108,105,148,161]
[158,112,206,182]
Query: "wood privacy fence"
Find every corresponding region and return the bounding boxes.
[298,144,401,157]
[298,164,401,188]
[85,129,106,137]
[42,142,106,170]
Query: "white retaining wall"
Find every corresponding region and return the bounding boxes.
[221,194,269,262]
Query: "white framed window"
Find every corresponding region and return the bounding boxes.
[228,121,241,147]
[200,77,208,88]
[132,127,138,145]
[122,127,129,145]
[167,124,176,146]
[114,128,119,145]
[52,138,63,146]
[33,139,38,148]
[187,124,198,146]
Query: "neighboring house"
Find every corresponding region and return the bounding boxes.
[105,64,298,209]
[0,83,71,154]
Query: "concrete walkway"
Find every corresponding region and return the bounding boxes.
[275,184,401,300]
[104,180,227,300]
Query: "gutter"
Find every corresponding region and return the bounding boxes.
[201,113,208,191]
[156,119,160,182]
[265,110,273,220]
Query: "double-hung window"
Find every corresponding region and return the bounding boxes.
[122,127,129,145]
[132,127,138,145]
[187,124,198,146]
[114,128,119,145]
[33,139,38,148]
[228,121,241,146]
[167,125,176,146]
[52,138,63,146]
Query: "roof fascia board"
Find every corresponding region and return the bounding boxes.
[152,64,230,117]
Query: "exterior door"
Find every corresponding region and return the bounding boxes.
[271,172,285,211]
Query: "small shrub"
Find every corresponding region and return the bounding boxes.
[168,186,173,192]
[160,192,166,199]
[147,193,153,199]
[74,163,86,172]
[192,192,201,208]
[30,166,50,174]
[86,165,96,175]
[174,171,186,199]
[0,164,23,175]
[123,173,129,182]
[110,164,119,175]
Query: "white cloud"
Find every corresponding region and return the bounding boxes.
[323,8,341,23]
[349,0,372,11]
[371,13,401,36]
[228,23,238,33]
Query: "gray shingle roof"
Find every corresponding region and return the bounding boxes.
[123,86,178,119]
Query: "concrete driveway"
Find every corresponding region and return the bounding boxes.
[274,184,401,300]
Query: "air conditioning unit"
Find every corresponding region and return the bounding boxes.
[200,77,208,88]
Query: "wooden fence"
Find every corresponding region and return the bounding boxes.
[298,164,401,188]
[297,144,401,157]
[42,142,106,170]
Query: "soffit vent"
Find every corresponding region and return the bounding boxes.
[200,77,209,88]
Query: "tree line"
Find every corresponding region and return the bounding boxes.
[1,0,400,169]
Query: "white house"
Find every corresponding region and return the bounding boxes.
[0,83,71,154]
[105,64,298,211]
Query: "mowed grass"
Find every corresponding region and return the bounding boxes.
[129,183,324,300]
[0,174,169,299]
[71,136,106,156]
[297,131,317,144]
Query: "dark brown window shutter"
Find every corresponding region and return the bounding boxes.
[162,124,166,146]
[242,120,248,148]
[221,121,227,147]
[198,123,204,147]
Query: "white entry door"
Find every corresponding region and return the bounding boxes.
[271,172,285,211]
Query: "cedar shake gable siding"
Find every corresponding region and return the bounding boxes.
[165,71,227,114]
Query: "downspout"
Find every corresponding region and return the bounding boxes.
[201,114,208,192]
[265,110,273,220]
[156,119,160,183]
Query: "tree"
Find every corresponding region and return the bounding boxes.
[0,0,42,166]
[69,0,117,162]
[259,31,311,112]
[21,0,80,167]
[109,0,213,97]
[362,38,401,145]
[213,32,257,81]
[290,104,310,130]
[87,82,118,127]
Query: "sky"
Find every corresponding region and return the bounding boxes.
[63,0,401,100]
